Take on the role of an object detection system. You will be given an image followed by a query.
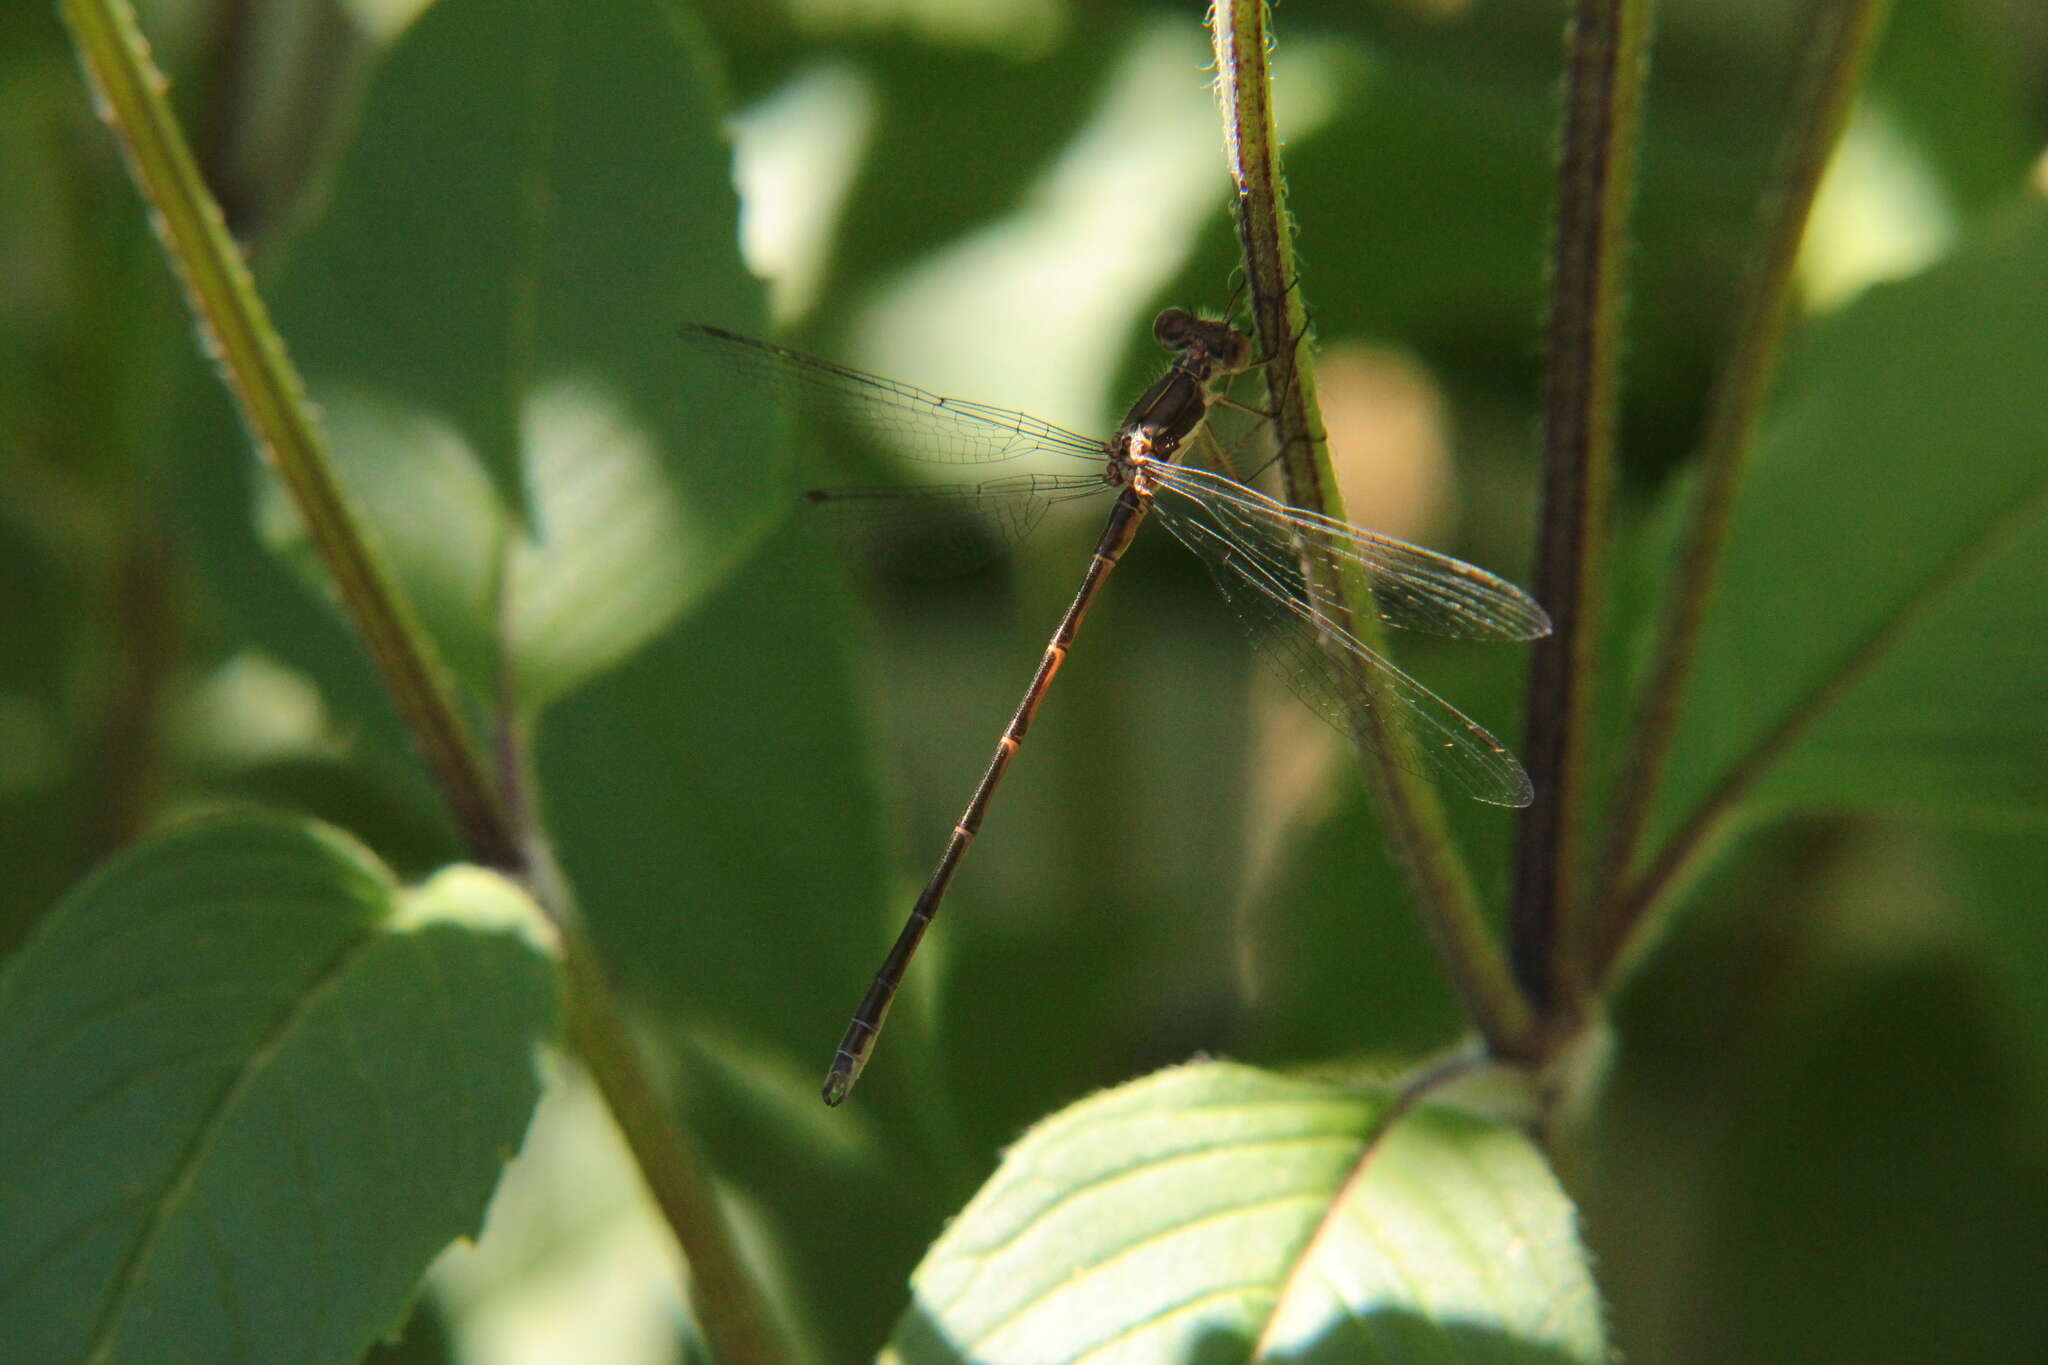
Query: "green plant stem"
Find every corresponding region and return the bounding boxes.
[1508,0,1649,1024]
[1209,0,1535,1060]
[62,0,518,873]
[62,6,792,1361]
[562,929,793,1365]
[1586,0,1890,991]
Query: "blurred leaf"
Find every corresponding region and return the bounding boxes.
[537,524,931,1354]
[1237,781,1463,1067]
[921,555,1258,1146]
[1654,197,2048,837]
[1274,0,1798,476]
[539,524,884,1086]
[0,479,74,713]
[171,371,466,872]
[0,784,86,958]
[1230,617,1532,1071]
[1281,28,1553,362]
[1697,961,2048,1361]
[204,753,464,879]
[0,814,559,1365]
[1870,0,2038,212]
[0,509,88,952]
[1586,821,2048,1364]
[885,1062,1603,1365]
[801,23,1126,339]
[363,1294,456,1365]
[2,14,202,945]
[685,4,1139,342]
[1940,823,2048,1139]
[262,0,774,709]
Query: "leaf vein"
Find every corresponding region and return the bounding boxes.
[79,919,389,1364]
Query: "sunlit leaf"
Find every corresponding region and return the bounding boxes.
[262,0,775,708]
[885,1062,1603,1365]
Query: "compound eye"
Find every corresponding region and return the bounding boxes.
[1152,308,1193,349]
[1218,330,1255,373]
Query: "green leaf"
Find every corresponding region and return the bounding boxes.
[536,524,937,1351]
[1697,960,2048,1362]
[263,0,774,709]
[0,814,560,1365]
[884,1062,1603,1365]
[1941,824,2048,1140]
[1280,3,1790,444]
[0,510,92,954]
[1588,827,2048,1363]
[1871,0,2039,212]
[792,27,1125,338]
[1236,782,1462,1068]
[1655,197,2048,837]
[539,525,888,1085]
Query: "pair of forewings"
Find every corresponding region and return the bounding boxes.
[680,324,1550,807]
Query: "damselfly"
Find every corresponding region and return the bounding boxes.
[680,311,1551,1105]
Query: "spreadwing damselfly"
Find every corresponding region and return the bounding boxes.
[680,310,1551,1105]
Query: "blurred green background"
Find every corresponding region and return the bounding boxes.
[5,0,2047,1361]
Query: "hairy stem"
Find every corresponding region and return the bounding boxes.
[62,0,517,871]
[1586,0,1890,990]
[1508,0,1650,1024]
[1210,0,1536,1059]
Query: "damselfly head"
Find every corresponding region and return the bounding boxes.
[1151,308,1253,376]
[1152,307,1199,350]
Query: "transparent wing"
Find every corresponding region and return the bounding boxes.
[803,472,1108,579]
[681,323,1106,465]
[1150,463,1552,641]
[1151,484,1535,806]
